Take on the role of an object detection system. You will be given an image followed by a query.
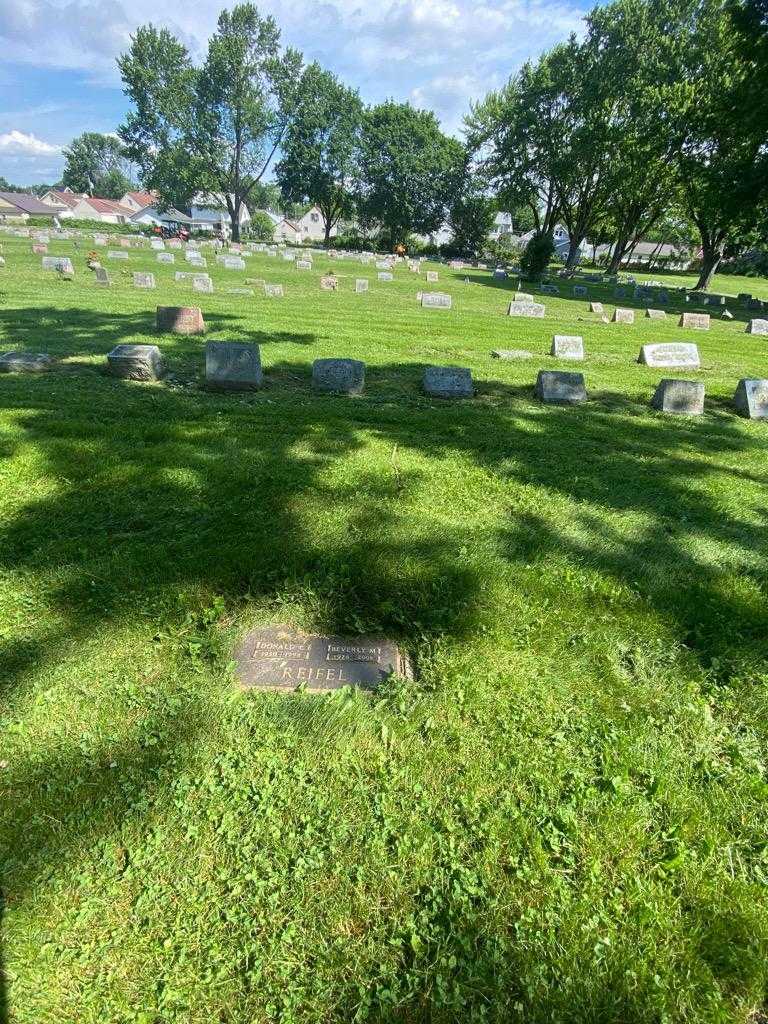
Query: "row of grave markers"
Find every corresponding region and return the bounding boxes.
[1,341,764,419]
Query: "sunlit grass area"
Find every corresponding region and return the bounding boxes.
[1,236,767,1023]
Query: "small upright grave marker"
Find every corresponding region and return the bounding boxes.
[133,272,156,289]
[679,312,710,330]
[507,300,545,318]
[638,343,700,368]
[425,271,439,283]
[355,279,369,293]
[551,335,584,360]
[377,272,393,282]
[590,301,604,314]
[107,344,165,381]
[320,275,338,291]
[651,379,705,415]
[421,292,452,309]
[205,341,262,391]
[156,306,205,335]
[734,379,768,419]
[423,366,473,398]
[0,351,56,373]
[265,284,284,297]
[746,319,768,335]
[613,308,634,324]
[645,308,666,320]
[535,370,587,404]
[312,358,365,395]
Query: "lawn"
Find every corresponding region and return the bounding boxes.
[1,235,767,1024]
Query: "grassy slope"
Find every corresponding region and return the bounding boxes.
[1,238,767,1024]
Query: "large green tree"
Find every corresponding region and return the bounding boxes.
[118,4,303,240]
[355,102,464,248]
[61,133,134,199]
[447,163,497,257]
[275,64,363,244]
[670,0,768,287]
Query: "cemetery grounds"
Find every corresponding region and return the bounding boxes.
[1,235,767,1023]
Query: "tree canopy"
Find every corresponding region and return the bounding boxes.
[61,133,134,199]
[355,102,464,248]
[276,64,363,244]
[118,3,303,239]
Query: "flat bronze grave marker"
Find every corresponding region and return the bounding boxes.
[235,626,410,692]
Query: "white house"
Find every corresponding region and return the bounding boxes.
[190,193,251,234]
[488,212,514,240]
[40,188,87,216]
[274,218,302,243]
[67,196,136,224]
[130,205,193,230]
[120,190,159,214]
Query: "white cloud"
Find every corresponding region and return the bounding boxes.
[0,130,61,156]
[0,0,587,137]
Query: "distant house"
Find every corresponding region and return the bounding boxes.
[67,196,136,224]
[40,188,86,215]
[0,191,66,220]
[274,218,302,243]
[120,190,159,214]
[488,212,514,241]
[190,193,251,234]
[130,205,193,230]
[292,206,336,242]
[592,240,692,270]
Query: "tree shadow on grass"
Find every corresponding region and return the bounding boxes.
[1,349,767,1019]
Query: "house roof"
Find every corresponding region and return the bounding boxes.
[78,196,136,217]
[132,205,193,224]
[278,219,300,231]
[125,190,158,207]
[0,192,66,215]
[48,189,87,209]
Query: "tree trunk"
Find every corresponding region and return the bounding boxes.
[324,219,332,245]
[565,235,583,269]
[695,245,722,290]
[607,235,630,275]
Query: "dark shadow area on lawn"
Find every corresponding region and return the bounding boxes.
[0,891,6,1024]
[1,355,767,1019]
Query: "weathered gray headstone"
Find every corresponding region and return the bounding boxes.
[590,301,604,314]
[746,319,768,335]
[377,272,393,282]
[320,275,338,291]
[0,351,56,373]
[425,271,439,283]
[514,291,534,302]
[638,342,700,368]
[573,285,588,298]
[157,252,175,264]
[150,238,165,250]
[613,307,634,324]
[107,250,129,260]
[42,256,73,273]
[614,286,628,299]
[193,275,214,293]
[645,308,666,320]
[355,279,369,293]
[312,358,365,395]
[535,370,587,404]
[133,272,156,289]
[733,378,768,419]
[540,284,560,295]
[551,335,584,360]
[421,292,452,309]
[492,349,533,360]
[107,344,165,381]
[156,306,205,335]
[222,256,246,271]
[227,288,255,296]
[265,284,284,297]
[205,341,262,391]
[679,312,710,330]
[296,259,313,271]
[507,300,545,318]
[423,365,473,398]
[94,266,110,286]
[234,625,409,691]
[651,378,705,415]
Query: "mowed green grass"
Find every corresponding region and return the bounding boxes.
[1,235,768,1024]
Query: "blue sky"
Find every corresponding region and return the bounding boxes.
[0,0,587,186]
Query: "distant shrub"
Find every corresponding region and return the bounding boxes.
[520,232,555,280]
[244,211,276,243]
